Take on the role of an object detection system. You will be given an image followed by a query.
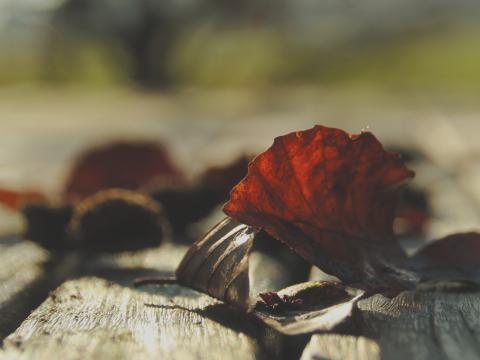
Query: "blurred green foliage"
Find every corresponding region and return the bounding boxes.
[0,39,130,87]
[41,41,132,86]
[0,21,479,93]
[169,26,294,88]
[170,22,480,92]
[312,23,480,92]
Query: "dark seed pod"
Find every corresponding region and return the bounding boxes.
[70,189,167,253]
[198,155,251,198]
[22,202,74,251]
[147,155,251,234]
[149,185,221,233]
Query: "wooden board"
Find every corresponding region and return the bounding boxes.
[301,334,380,360]
[0,244,285,360]
[300,290,480,360]
[0,236,78,340]
[359,290,480,360]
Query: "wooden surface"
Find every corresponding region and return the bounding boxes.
[0,237,47,339]
[301,290,480,360]
[359,291,480,360]
[0,236,78,340]
[301,335,380,360]
[0,93,479,359]
[5,243,480,360]
[0,244,284,360]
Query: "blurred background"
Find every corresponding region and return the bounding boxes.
[2,0,480,90]
[0,0,479,240]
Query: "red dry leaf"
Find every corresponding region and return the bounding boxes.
[176,216,365,334]
[258,292,304,312]
[64,141,183,201]
[224,125,414,286]
[172,124,480,336]
[0,188,46,210]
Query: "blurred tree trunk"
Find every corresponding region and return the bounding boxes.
[50,0,288,87]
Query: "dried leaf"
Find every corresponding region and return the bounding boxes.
[176,217,363,334]
[254,281,364,336]
[409,232,480,285]
[0,188,45,210]
[224,125,414,287]
[174,125,480,337]
[413,232,480,268]
[64,141,183,201]
[176,217,257,310]
[13,142,247,245]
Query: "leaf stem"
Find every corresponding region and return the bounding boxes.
[133,276,179,287]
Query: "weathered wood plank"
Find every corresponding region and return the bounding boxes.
[2,277,267,360]
[300,334,380,360]
[0,244,286,360]
[0,236,77,340]
[300,290,480,360]
[359,290,480,360]
[0,238,47,339]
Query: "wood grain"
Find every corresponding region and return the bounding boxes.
[0,236,77,340]
[301,334,380,360]
[0,244,285,360]
[359,290,480,360]
[301,289,480,360]
[1,107,479,359]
